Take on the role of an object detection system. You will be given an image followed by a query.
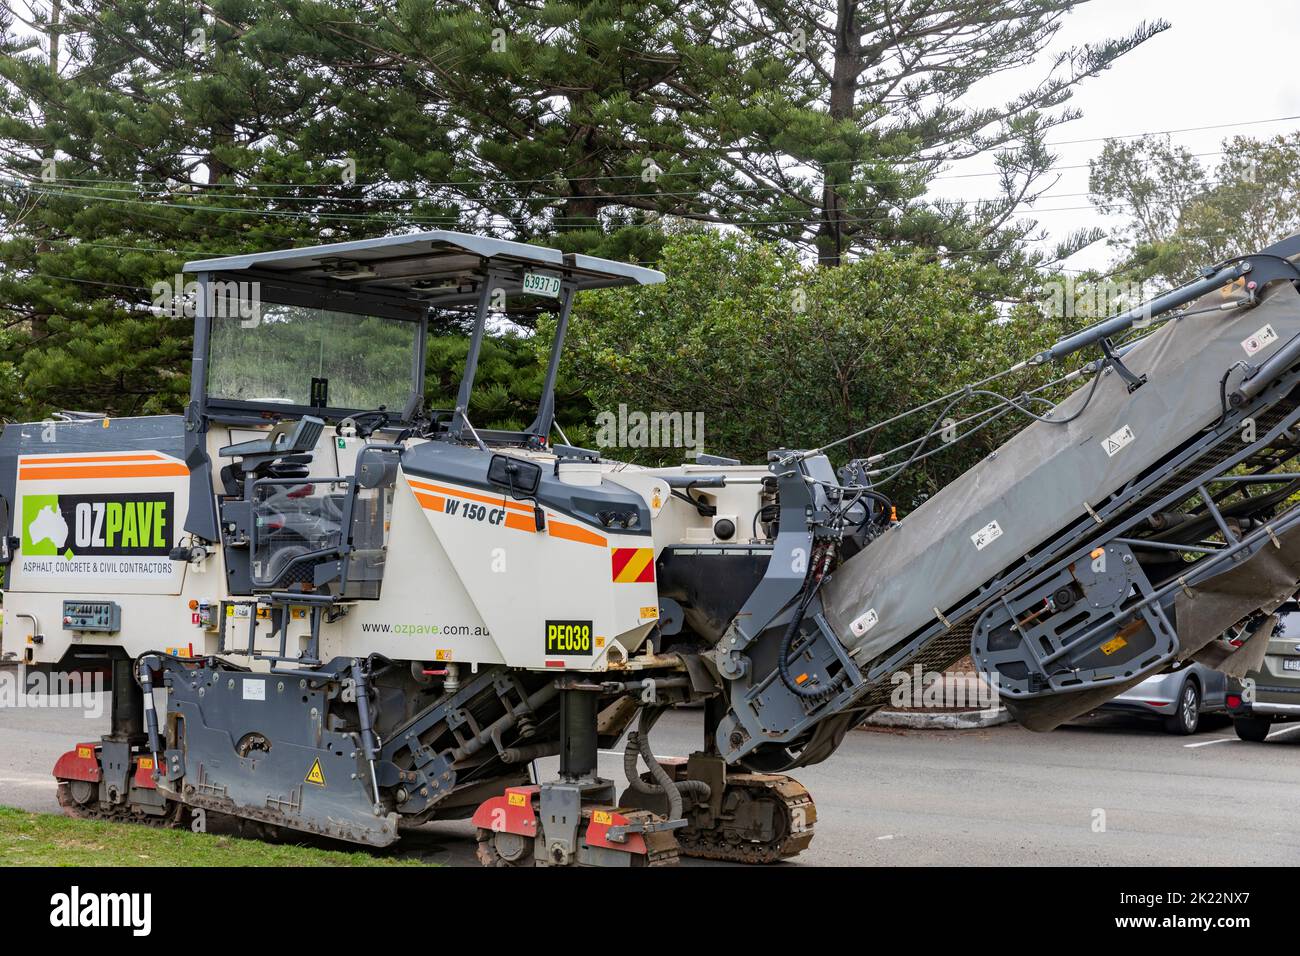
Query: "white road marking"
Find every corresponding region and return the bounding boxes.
[598,748,673,761]
[0,775,54,788]
[1184,722,1300,747]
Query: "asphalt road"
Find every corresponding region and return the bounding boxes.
[3,687,1298,866]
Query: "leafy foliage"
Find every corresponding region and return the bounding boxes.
[0,1,1157,429]
[560,231,1078,506]
[1090,132,1300,284]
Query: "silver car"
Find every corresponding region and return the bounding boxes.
[1098,661,1227,735]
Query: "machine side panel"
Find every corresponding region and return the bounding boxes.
[403,472,656,670]
[0,415,185,535]
[399,441,659,670]
[0,415,230,665]
[329,477,501,665]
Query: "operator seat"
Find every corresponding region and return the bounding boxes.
[218,416,324,496]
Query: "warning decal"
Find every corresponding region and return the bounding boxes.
[1099,635,1128,657]
[1242,324,1278,357]
[305,759,326,787]
[1101,424,1135,458]
[971,520,1003,551]
[849,608,879,637]
[611,547,655,583]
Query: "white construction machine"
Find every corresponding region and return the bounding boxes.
[5,229,1300,865]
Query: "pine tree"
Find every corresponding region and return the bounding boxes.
[0,1,1166,419]
[0,0,450,418]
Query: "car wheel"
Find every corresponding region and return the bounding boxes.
[1163,680,1200,735]
[1233,716,1273,742]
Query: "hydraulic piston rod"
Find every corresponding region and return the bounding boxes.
[1030,262,1248,365]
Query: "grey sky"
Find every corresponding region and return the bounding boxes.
[932,0,1300,273]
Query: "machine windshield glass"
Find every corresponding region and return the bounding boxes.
[206,302,419,414]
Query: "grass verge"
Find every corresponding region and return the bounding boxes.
[0,806,427,867]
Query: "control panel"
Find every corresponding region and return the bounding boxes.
[62,600,122,633]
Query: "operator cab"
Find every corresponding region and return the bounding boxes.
[179,231,664,615]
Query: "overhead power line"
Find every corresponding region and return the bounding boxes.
[5,114,1298,193]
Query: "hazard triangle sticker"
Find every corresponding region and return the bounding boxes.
[305,758,326,786]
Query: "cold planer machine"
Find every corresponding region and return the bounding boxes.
[9,229,1300,865]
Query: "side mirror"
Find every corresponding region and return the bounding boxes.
[488,455,542,498]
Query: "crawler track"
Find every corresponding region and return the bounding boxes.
[677,774,816,864]
[56,781,188,829]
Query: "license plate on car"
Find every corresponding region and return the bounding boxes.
[1284,659,1300,672]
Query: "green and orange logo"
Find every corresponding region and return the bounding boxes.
[21,493,172,559]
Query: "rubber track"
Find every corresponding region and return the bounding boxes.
[676,773,816,864]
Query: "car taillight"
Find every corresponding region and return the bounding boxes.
[1227,694,1242,709]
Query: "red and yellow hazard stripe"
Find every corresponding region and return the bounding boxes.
[611,547,654,583]
[18,451,188,480]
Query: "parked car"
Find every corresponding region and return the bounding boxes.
[1098,661,1226,735]
[1226,600,1300,742]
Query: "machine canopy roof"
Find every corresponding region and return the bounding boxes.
[183,230,664,307]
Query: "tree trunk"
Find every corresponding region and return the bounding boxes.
[33,0,61,339]
[818,0,861,267]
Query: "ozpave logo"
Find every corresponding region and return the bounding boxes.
[49,886,151,936]
[22,493,173,559]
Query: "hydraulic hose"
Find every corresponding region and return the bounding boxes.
[777,551,839,700]
[622,708,709,820]
[776,596,828,699]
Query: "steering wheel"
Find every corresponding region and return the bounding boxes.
[338,409,391,440]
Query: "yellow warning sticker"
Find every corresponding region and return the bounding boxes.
[76,746,93,760]
[640,605,659,621]
[226,606,308,620]
[508,792,527,807]
[305,758,326,786]
[435,648,454,662]
[138,757,154,770]
[1100,635,1128,656]
[591,810,613,826]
